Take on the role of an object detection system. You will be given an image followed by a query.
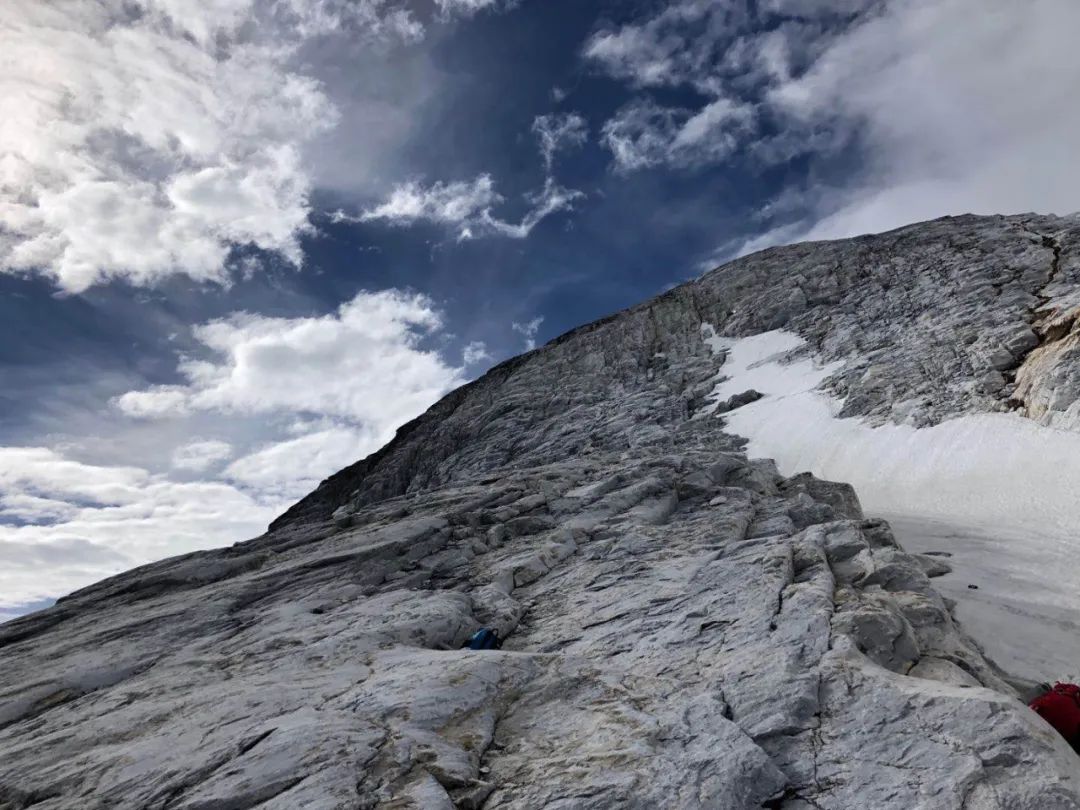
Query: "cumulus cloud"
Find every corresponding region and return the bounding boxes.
[0,0,496,291]
[114,288,465,520]
[2,288,477,609]
[172,439,234,471]
[354,175,583,241]
[512,316,543,351]
[532,113,588,172]
[116,289,465,425]
[588,0,1080,248]
[0,2,328,290]
[0,446,279,606]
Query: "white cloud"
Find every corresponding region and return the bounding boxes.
[0,287,481,608]
[0,446,279,606]
[747,0,1080,246]
[433,0,506,16]
[224,425,380,499]
[0,493,81,525]
[463,341,492,365]
[354,174,583,240]
[356,175,503,229]
[589,0,1080,249]
[601,98,753,172]
[116,289,465,424]
[512,316,543,351]
[0,0,473,292]
[533,113,588,172]
[356,105,587,241]
[583,0,734,94]
[112,286,465,522]
[172,439,234,471]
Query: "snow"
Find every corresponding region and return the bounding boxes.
[714,329,1080,682]
[891,514,1080,682]
[709,329,843,403]
[699,323,733,357]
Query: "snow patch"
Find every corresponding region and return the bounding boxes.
[715,329,1080,680]
[717,330,1080,541]
[699,323,733,356]
[710,329,843,404]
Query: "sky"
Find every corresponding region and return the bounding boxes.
[3,0,1080,620]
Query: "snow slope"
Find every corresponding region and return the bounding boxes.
[711,329,1080,681]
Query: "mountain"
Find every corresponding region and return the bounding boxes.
[4,214,1080,809]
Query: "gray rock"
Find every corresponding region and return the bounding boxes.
[3,214,1080,808]
[714,388,764,414]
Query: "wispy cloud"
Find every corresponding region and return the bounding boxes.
[533,112,588,172]
[463,340,493,365]
[433,0,509,17]
[588,0,1080,249]
[352,104,588,241]
[512,316,544,351]
[352,175,502,230]
[601,98,753,172]
[171,439,234,472]
[351,175,583,241]
[223,425,381,499]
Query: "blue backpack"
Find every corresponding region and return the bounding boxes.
[464,627,502,650]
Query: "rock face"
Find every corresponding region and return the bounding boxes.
[4,214,1080,809]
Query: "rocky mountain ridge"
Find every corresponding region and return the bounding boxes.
[3,213,1080,809]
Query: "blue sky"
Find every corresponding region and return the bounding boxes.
[3,0,1080,618]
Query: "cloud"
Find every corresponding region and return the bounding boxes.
[355,106,587,241]
[1,287,479,607]
[224,425,380,499]
[512,316,543,351]
[588,0,1080,249]
[116,289,465,425]
[0,0,504,292]
[532,113,588,172]
[172,439,234,472]
[0,446,279,606]
[114,287,465,515]
[355,175,503,229]
[583,0,737,94]
[585,2,758,171]
[601,98,753,172]
[463,341,492,365]
[354,175,583,240]
[745,0,1080,246]
[433,0,508,17]
[0,2,335,290]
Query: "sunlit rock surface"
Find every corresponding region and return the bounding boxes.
[4,213,1080,809]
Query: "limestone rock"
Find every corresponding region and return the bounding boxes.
[3,214,1080,808]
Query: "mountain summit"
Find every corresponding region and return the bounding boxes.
[4,214,1080,808]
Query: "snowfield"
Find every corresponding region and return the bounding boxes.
[710,328,1080,682]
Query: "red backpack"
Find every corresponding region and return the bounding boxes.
[1030,683,1080,745]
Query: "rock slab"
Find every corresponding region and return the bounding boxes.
[3,214,1080,808]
